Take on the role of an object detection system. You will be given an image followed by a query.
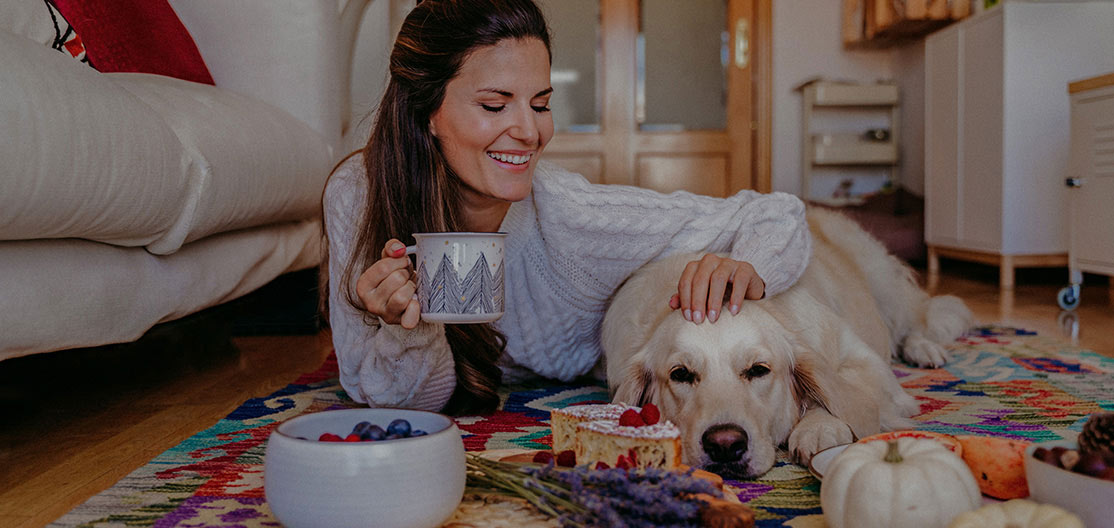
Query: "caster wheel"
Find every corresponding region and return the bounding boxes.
[1058,286,1080,311]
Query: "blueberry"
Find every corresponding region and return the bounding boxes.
[387,419,412,437]
[411,430,427,437]
[351,421,373,437]
[386,433,404,440]
[363,424,387,441]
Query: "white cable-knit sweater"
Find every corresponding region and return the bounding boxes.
[324,155,812,411]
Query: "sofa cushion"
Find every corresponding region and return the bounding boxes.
[111,74,334,254]
[0,0,89,63]
[52,0,214,85]
[0,28,190,248]
[0,29,333,255]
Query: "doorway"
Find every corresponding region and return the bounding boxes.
[538,0,772,196]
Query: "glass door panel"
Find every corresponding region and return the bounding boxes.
[638,0,728,131]
[537,0,601,133]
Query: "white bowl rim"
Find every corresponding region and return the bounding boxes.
[272,407,459,445]
[1025,438,1114,489]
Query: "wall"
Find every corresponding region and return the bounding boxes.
[771,0,899,197]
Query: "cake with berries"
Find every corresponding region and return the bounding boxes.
[575,416,683,469]
[549,403,634,454]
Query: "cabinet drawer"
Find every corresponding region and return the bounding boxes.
[812,133,897,165]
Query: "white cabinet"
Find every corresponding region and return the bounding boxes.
[1058,73,1114,309]
[924,1,1114,288]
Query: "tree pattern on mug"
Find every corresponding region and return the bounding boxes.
[418,254,505,315]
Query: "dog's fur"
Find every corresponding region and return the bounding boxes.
[600,208,972,478]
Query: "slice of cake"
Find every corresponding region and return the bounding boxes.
[575,419,683,469]
[549,403,632,454]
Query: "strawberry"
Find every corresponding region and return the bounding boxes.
[639,403,661,425]
[318,433,343,442]
[532,451,555,464]
[615,455,633,469]
[556,450,577,467]
[619,408,645,427]
[626,448,639,466]
[594,461,610,470]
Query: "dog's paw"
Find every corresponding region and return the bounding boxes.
[901,333,951,368]
[788,414,853,466]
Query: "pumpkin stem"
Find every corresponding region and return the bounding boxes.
[883,440,903,464]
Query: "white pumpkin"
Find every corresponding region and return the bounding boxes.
[948,499,1084,528]
[821,438,981,528]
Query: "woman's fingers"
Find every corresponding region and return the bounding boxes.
[400,297,421,329]
[672,255,764,324]
[355,239,418,325]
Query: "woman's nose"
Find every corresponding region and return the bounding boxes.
[508,107,540,145]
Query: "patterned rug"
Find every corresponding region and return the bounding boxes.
[49,326,1113,527]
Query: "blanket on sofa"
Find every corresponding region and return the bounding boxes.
[49,326,1110,527]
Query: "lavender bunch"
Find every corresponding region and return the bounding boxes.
[465,454,725,527]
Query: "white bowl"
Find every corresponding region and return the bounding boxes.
[1024,439,1114,527]
[264,408,466,528]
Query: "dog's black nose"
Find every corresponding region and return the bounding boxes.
[701,424,748,463]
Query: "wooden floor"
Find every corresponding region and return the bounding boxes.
[1,263,1112,528]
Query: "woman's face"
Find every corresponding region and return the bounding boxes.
[430,37,553,210]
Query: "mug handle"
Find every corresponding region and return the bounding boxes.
[404,245,417,256]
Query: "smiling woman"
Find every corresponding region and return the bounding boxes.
[321,0,812,417]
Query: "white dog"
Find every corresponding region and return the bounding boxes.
[600,208,972,478]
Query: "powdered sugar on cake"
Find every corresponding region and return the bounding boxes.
[579,420,680,439]
[558,403,633,421]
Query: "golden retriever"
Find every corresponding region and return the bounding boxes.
[600,208,972,478]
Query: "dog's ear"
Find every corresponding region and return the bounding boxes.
[790,333,882,439]
[611,354,656,407]
[791,356,829,416]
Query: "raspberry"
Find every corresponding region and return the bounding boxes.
[556,450,577,467]
[344,433,362,442]
[619,408,645,427]
[318,433,342,442]
[532,451,555,464]
[639,403,661,425]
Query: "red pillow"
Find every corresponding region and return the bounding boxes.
[52,0,214,85]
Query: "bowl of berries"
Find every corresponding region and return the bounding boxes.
[264,408,465,528]
[1025,412,1114,528]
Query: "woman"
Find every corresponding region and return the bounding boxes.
[324,0,811,414]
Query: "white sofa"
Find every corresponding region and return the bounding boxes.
[0,0,374,361]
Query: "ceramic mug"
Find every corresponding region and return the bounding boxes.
[405,232,506,324]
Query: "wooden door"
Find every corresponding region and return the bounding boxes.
[539,0,771,196]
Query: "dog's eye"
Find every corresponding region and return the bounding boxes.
[669,365,696,384]
[744,363,771,379]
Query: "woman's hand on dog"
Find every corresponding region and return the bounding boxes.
[668,254,765,324]
[356,239,422,329]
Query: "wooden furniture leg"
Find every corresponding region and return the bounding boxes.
[1000,255,1015,290]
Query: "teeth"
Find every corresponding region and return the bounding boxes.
[487,152,531,165]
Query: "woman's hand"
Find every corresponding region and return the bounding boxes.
[356,239,421,329]
[668,254,765,324]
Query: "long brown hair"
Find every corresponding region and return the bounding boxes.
[332,0,551,415]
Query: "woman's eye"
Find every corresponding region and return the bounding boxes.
[532,105,551,113]
[744,363,771,379]
[669,366,696,384]
[480,104,504,113]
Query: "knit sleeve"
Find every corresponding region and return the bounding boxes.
[531,163,812,297]
[323,155,456,411]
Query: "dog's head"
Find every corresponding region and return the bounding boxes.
[609,302,830,478]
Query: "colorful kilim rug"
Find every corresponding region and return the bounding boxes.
[49,326,1113,527]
